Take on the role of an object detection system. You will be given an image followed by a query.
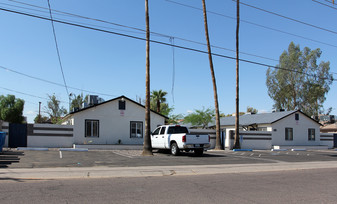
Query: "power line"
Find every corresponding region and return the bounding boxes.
[5,0,277,62]
[0,6,335,82]
[0,65,117,97]
[47,0,69,99]
[0,86,68,104]
[166,0,337,49]
[312,0,337,10]
[234,0,337,35]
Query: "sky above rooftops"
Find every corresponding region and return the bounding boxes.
[0,0,336,123]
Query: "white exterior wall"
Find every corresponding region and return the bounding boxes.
[271,112,320,146]
[28,136,73,148]
[223,124,272,149]
[320,133,334,148]
[27,124,74,148]
[72,99,166,145]
[240,131,272,150]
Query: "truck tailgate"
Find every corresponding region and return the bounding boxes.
[186,134,209,145]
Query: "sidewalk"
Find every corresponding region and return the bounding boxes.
[1,161,337,180]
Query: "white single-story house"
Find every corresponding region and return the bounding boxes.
[63,95,168,145]
[211,110,325,149]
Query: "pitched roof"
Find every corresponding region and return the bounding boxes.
[320,123,337,132]
[65,95,169,119]
[217,110,320,127]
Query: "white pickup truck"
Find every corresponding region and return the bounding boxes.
[151,125,211,156]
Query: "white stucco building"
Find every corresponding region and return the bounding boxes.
[63,96,167,145]
[215,110,323,149]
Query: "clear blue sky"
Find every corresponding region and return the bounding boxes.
[0,0,336,123]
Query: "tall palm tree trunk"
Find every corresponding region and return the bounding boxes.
[142,0,153,156]
[202,0,223,150]
[234,0,241,149]
[156,100,160,113]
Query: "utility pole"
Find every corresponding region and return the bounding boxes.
[234,0,241,149]
[38,102,41,123]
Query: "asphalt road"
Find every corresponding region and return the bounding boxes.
[1,148,337,168]
[1,168,336,204]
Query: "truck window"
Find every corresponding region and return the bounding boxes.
[160,127,166,135]
[167,126,188,134]
[152,127,160,135]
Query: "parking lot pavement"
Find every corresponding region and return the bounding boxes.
[0,148,337,169]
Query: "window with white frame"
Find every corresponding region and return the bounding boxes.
[130,121,143,138]
[308,128,315,141]
[285,127,293,141]
[85,120,99,137]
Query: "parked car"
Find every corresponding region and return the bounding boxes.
[151,125,210,156]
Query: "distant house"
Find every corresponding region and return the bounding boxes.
[63,95,168,145]
[212,110,324,149]
[321,123,337,133]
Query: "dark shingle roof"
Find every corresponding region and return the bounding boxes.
[218,110,300,126]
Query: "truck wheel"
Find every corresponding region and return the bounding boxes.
[171,143,180,156]
[194,149,204,156]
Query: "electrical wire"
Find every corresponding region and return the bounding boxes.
[234,0,337,35]
[0,6,335,82]
[312,0,337,10]
[0,65,117,97]
[0,86,68,104]
[166,0,337,49]
[5,0,278,61]
[47,0,69,99]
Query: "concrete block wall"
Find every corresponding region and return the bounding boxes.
[320,133,334,149]
[27,124,74,148]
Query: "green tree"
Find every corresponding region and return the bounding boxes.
[149,90,173,116]
[247,106,258,114]
[150,90,167,113]
[266,42,333,116]
[202,0,223,150]
[183,107,214,129]
[168,113,184,124]
[34,114,49,123]
[156,103,173,116]
[0,94,25,123]
[70,93,87,112]
[45,94,67,124]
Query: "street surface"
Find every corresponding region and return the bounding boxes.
[1,168,336,204]
[1,148,337,168]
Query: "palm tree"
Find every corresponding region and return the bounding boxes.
[142,0,153,156]
[233,0,241,149]
[150,89,167,113]
[70,93,86,112]
[202,0,223,150]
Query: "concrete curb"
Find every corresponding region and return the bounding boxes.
[59,148,89,152]
[1,161,337,180]
[17,147,49,151]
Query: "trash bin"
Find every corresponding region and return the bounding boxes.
[0,132,6,152]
